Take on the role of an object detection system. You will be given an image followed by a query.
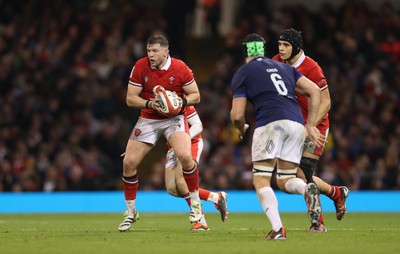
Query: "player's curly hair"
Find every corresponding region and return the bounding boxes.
[279,28,303,60]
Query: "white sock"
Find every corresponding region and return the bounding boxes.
[190,190,200,202]
[256,186,283,231]
[208,192,219,203]
[284,178,307,194]
[126,199,136,215]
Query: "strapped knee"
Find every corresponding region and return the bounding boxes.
[253,165,274,177]
[276,168,297,180]
[299,157,318,183]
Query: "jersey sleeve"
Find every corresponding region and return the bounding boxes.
[292,66,303,83]
[128,62,142,87]
[231,68,247,98]
[307,65,328,90]
[180,64,195,86]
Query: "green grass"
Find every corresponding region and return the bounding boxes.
[0,213,399,254]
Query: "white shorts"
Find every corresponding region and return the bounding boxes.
[251,120,305,164]
[165,138,203,168]
[129,116,186,145]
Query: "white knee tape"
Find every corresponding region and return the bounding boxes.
[252,165,274,176]
[276,168,297,179]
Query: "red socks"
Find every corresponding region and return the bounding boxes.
[122,175,138,200]
[199,188,211,201]
[182,164,199,192]
[328,186,341,201]
[183,193,191,206]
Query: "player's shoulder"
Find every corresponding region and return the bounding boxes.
[303,55,321,69]
[171,57,189,69]
[302,55,325,75]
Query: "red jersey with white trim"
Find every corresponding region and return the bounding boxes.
[128,56,194,120]
[272,52,329,130]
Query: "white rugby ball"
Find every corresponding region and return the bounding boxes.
[156,90,182,117]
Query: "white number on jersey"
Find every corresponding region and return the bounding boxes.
[270,73,288,95]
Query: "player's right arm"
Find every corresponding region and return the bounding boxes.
[126,84,146,108]
[317,88,331,124]
[230,68,249,140]
[182,80,200,106]
[295,76,324,147]
[126,81,160,109]
[230,97,249,140]
[307,65,331,125]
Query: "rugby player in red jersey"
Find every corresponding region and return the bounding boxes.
[272,28,349,232]
[164,105,228,230]
[118,34,203,232]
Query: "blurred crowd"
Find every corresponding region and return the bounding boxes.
[1,0,399,192]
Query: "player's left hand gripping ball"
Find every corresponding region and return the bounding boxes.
[156,90,182,117]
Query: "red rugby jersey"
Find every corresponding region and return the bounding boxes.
[272,52,329,129]
[129,56,194,119]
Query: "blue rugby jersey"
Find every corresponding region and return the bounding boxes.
[231,57,304,128]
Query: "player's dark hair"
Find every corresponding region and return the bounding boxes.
[147,34,169,48]
[279,28,302,60]
[242,33,266,58]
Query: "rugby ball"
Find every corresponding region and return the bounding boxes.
[156,90,182,117]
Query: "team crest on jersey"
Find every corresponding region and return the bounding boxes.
[169,76,175,84]
[144,77,148,83]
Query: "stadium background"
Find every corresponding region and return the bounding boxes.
[0,0,399,212]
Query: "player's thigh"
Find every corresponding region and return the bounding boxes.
[251,122,283,162]
[279,120,305,165]
[129,117,163,145]
[252,120,304,162]
[165,148,178,169]
[168,132,192,163]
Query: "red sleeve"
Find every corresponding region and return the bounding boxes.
[128,58,146,87]
[307,65,327,89]
[177,60,194,86]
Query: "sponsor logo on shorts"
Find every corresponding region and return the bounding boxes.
[134,129,142,137]
[265,140,275,153]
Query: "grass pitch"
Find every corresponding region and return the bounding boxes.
[0,213,399,254]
